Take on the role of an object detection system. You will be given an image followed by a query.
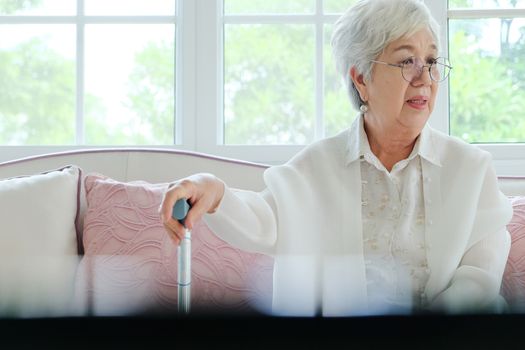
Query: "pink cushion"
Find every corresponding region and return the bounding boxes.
[73,174,273,315]
[501,196,525,309]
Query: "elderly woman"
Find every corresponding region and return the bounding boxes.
[160,0,512,316]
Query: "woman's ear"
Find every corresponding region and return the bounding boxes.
[350,66,368,102]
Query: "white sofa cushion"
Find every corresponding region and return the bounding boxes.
[0,166,81,317]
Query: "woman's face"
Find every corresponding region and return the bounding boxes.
[355,28,439,134]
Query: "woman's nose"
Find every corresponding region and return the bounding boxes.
[411,67,432,86]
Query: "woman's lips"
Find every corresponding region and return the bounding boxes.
[406,97,428,110]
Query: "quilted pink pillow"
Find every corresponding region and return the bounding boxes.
[73,174,273,316]
[501,196,525,310]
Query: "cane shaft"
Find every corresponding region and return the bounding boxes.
[177,229,191,314]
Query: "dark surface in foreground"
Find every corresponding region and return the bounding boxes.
[0,312,521,349]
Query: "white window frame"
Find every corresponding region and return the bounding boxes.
[444,4,525,176]
[194,0,325,164]
[1,0,525,175]
[195,0,525,173]
[0,0,182,161]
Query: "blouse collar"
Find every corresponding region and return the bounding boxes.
[345,114,441,167]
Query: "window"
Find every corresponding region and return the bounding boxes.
[222,0,357,146]
[1,0,524,175]
[193,0,357,163]
[448,0,525,143]
[0,0,176,146]
[215,0,525,171]
[446,0,525,175]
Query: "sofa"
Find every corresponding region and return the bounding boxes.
[0,148,524,318]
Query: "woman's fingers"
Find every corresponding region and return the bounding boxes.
[185,197,210,230]
[163,222,180,245]
[184,176,224,230]
[159,180,193,224]
[166,212,186,233]
[160,174,224,242]
[159,181,196,246]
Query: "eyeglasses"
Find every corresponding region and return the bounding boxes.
[371,56,452,83]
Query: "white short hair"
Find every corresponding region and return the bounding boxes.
[331,0,441,110]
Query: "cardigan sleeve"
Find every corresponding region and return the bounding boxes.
[202,184,278,256]
[429,159,512,313]
[429,228,511,313]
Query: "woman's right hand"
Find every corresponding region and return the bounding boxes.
[159,173,225,245]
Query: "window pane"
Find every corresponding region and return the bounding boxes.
[0,0,74,15]
[449,0,525,9]
[85,24,175,145]
[224,0,314,14]
[224,24,315,145]
[324,0,358,14]
[85,0,175,16]
[324,25,357,138]
[449,18,525,143]
[0,24,75,145]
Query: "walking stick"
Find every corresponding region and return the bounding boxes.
[172,198,191,314]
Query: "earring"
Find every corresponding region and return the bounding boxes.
[360,104,368,113]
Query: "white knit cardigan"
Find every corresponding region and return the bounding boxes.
[204,117,512,316]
